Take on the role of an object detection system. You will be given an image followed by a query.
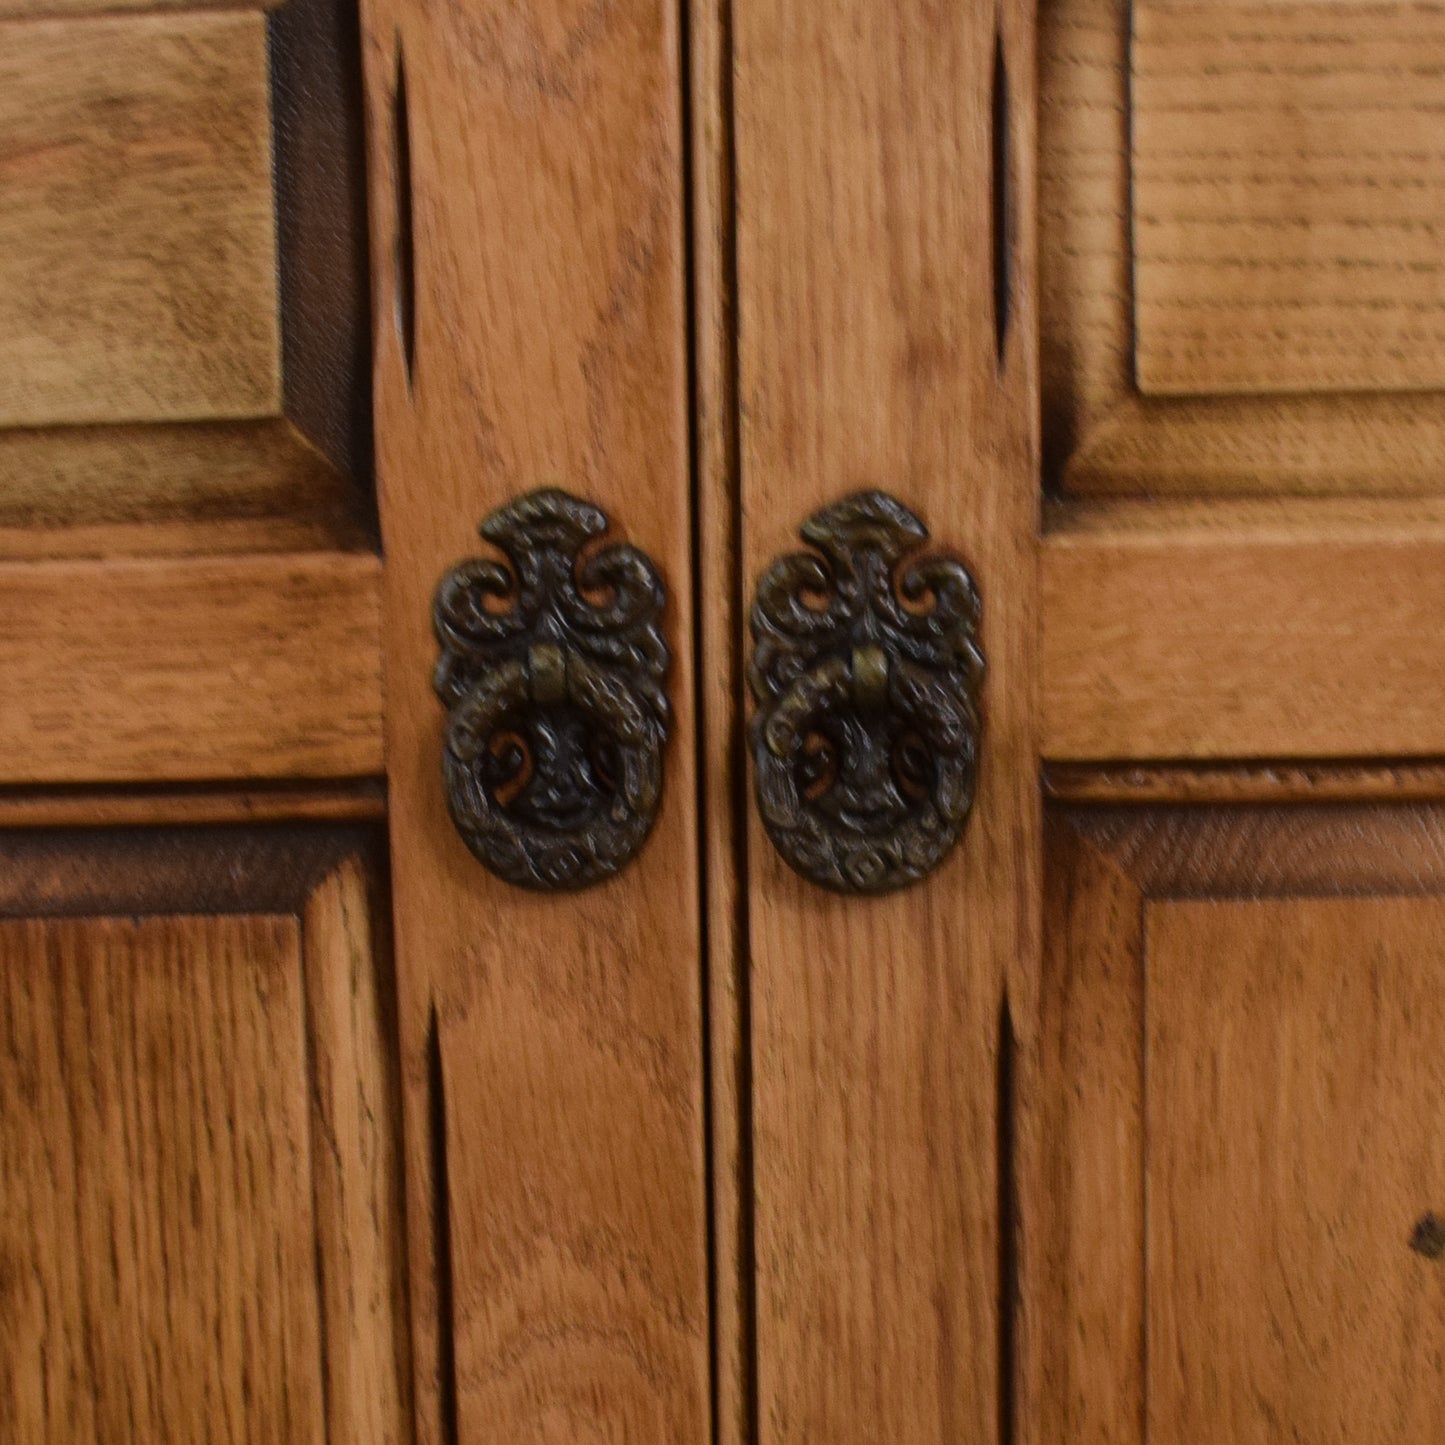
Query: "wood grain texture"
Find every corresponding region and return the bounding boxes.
[1071,801,1445,899]
[0,781,385,829]
[1045,759,1445,805]
[1134,1,1445,395]
[1062,388,1445,496]
[0,825,385,935]
[1029,817,1144,1445]
[0,914,325,1443]
[733,3,1040,1444]
[0,551,382,783]
[359,2,709,1441]
[0,12,279,427]
[1041,498,1445,759]
[1148,897,1445,1443]
[1039,0,1445,492]
[303,857,414,1445]
[0,420,374,559]
[1034,805,1445,1445]
[0,833,411,1443]
[0,0,281,15]
[1039,0,1131,483]
[272,0,375,486]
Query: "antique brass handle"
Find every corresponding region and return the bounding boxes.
[749,491,985,894]
[433,490,669,891]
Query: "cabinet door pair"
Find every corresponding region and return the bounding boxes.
[368,0,1020,1439]
[3,0,1445,1441]
[375,0,1445,1439]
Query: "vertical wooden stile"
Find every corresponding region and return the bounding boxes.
[358,3,710,1442]
[719,3,1042,1445]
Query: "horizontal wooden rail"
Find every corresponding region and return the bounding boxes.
[15,495,1441,783]
[0,550,382,783]
[1041,498,1445,761]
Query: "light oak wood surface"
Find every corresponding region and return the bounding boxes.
[1134,0,1445,396]
[0,782,386,829]
[302,856,415,1445]
[1034,806,1445,1445]
[1148,896,1445,1443]
[359,0,710,1440]
[731,4,1040,1445]
[1031,817,1143,1445]
[1040,0,1445,493]
[1039,0,1131,480]
[0,832,410,1444]
[0,420,373,560]
[0,12,279,427]
[1045,759,1445,805]
[0,914,324,1442]
[1,0,1442,1437]
[0,551,383,783]
[1041,498,1445,759]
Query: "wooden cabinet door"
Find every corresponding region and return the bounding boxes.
[359,2,712,1445]
[701,2,1445,1445]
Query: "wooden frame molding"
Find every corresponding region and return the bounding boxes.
[0,551,382,784]
[1041,498,1445,761]
[1044,760,1445,807]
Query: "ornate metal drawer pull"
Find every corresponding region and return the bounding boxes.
[749,491,985,894]
[433,489,670,891]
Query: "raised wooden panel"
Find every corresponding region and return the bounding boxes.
[0,826,410,1444]
[1148,897,1445,1443]
[0,913,322,1442]
[1031,803,1445,1445]
[1040,0,1445,492]
[1133,1,1445,396]
[0,13,279,428]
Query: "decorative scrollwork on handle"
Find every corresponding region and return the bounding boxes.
[749,491,985,894]
[433,489,670,891]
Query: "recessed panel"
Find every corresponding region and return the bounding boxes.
[1134,2,1445,396]
[1147,896,1445,1443]
[0,826,410,1445]
[1037,803,1445,1445]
